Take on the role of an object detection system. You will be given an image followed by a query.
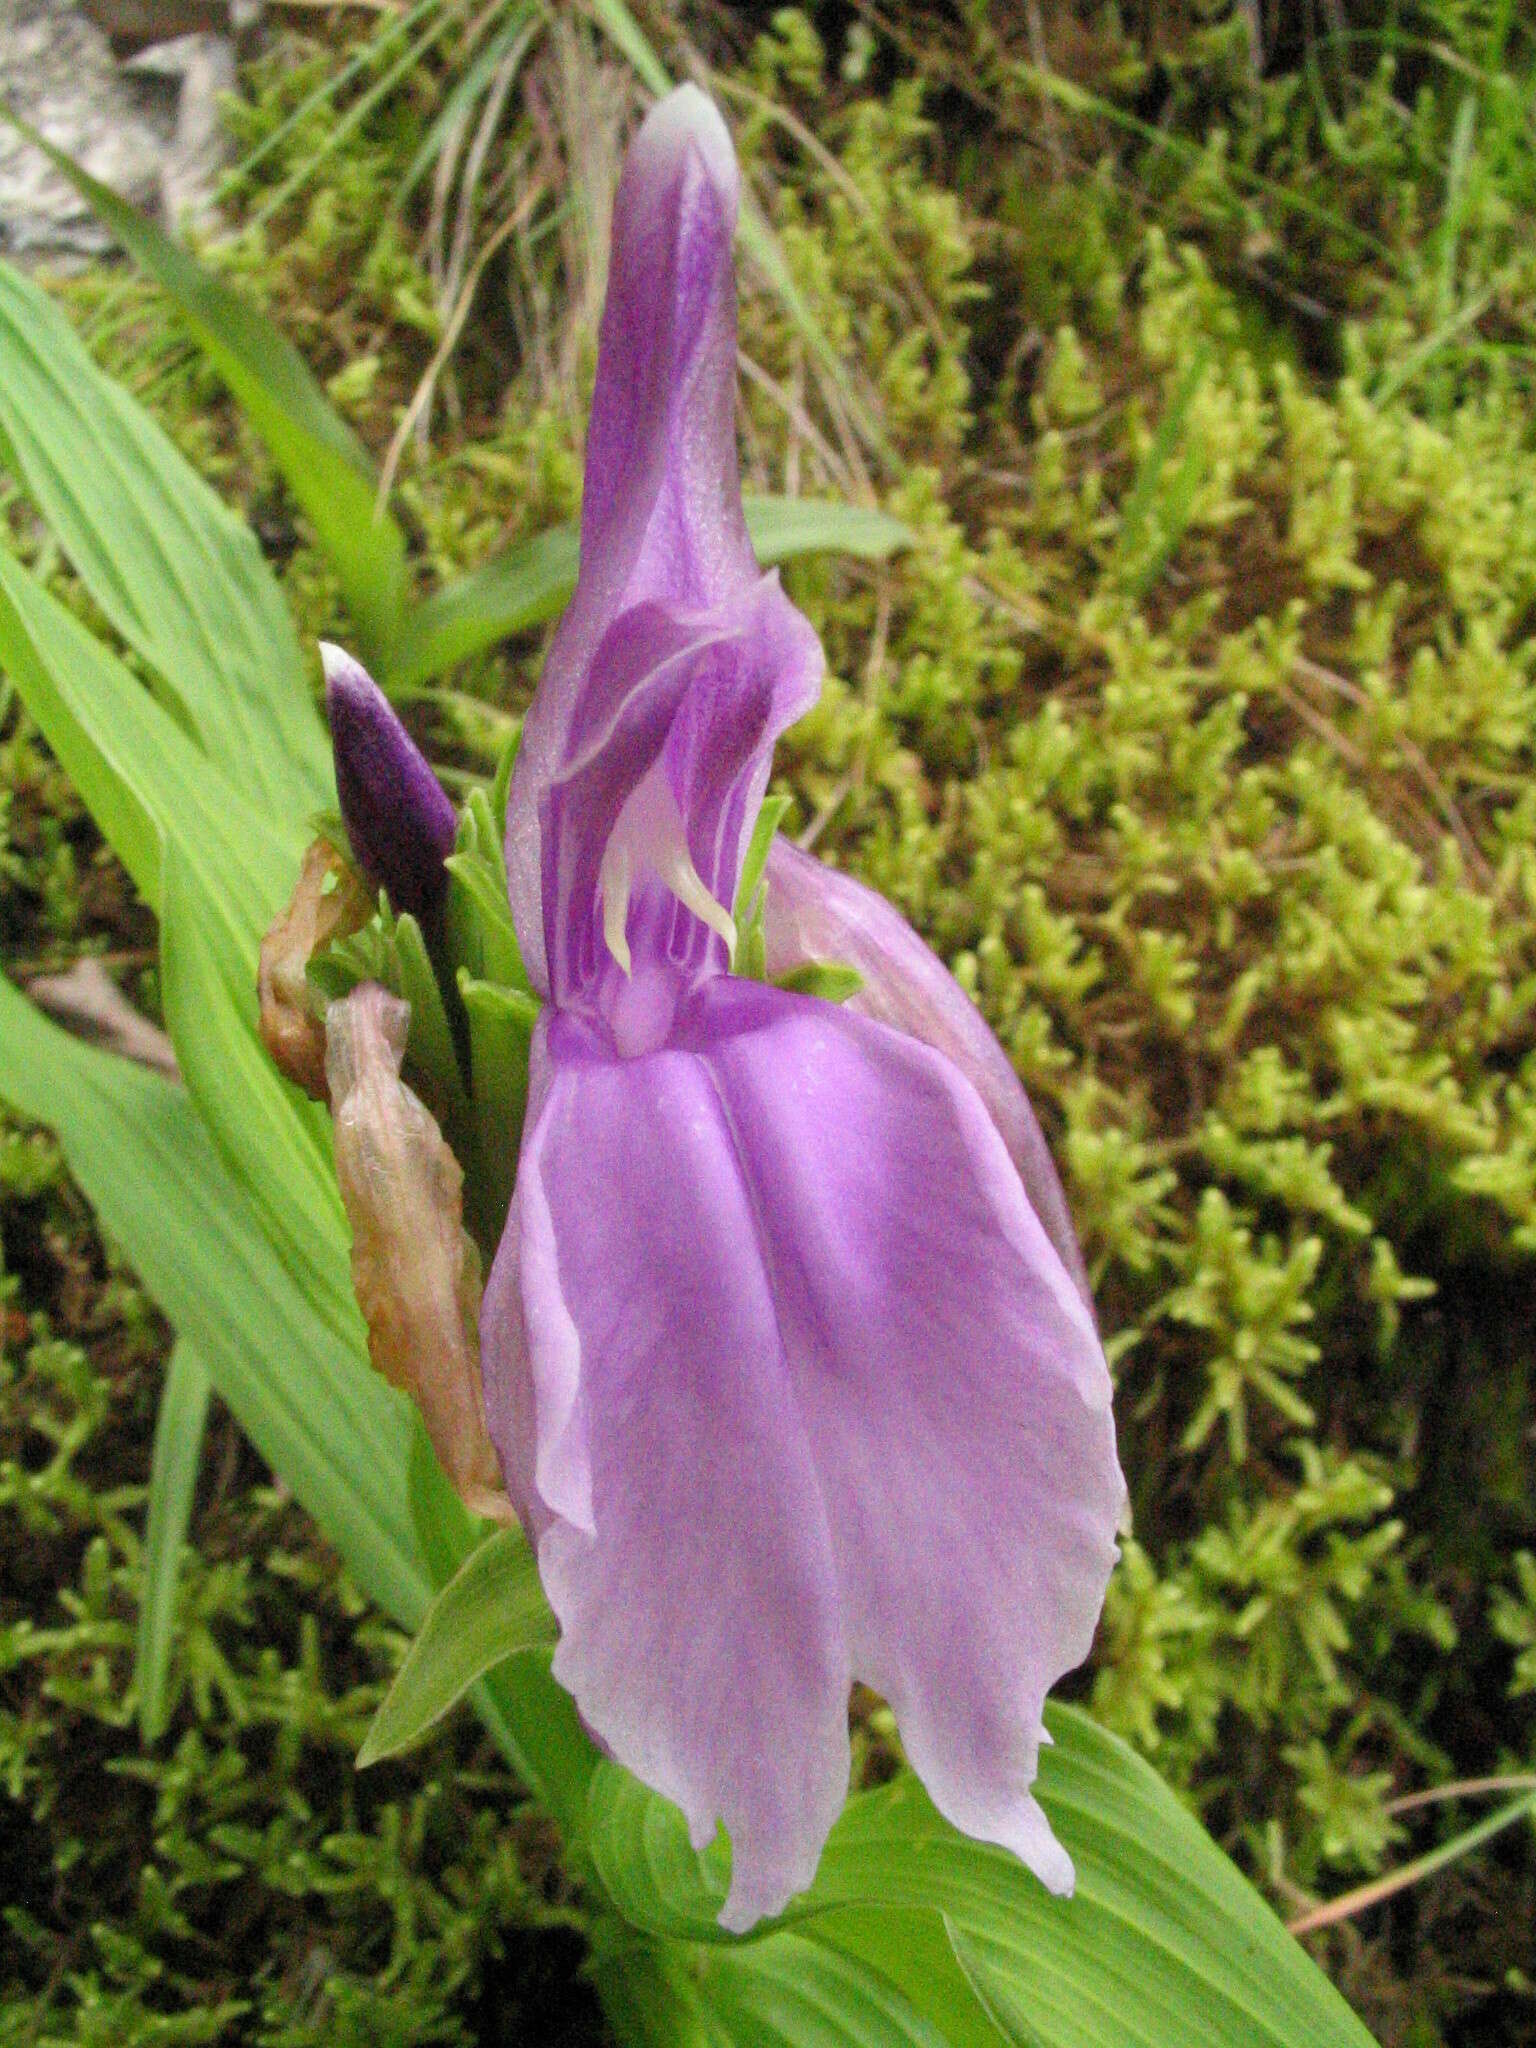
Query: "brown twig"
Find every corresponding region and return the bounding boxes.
[1291,652,1494,886]
[25,959,180,1079]
[1288,1788,1536,1937]
[378,176,544,508]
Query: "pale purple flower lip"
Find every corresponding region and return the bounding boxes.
[481,83,1125,1932]
[759,834,1097,1316]
[321,641,457,925]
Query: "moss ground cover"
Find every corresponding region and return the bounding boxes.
[2,3,1534,2041]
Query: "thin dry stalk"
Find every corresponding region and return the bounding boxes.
[1291,653,1493,887]
[736,348,854,498]
[379,176,545,505]
[443,34,528,313]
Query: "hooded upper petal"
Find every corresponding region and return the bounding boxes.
[481,980,1125,1928]
[506,86,802,997]
[761,837,1094,1312]
[536,585,820,1018]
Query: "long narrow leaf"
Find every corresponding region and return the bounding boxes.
[743,495,912,566]
[384,496,911,689]
[0,260,329,821]
[159,843,355,1342]
[0,545,294,934]
[135,1340,212,1744]
[0,975,425,1627]
[0,975,594,1830]
[4,117,408,659]
[385,524,580,688]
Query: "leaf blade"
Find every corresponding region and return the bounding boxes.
[3,118,408,657]
[358,1526,557,1766]
[134,1339,212,1745]
[0,543,296,933]
[0,971,426,1627]
[698,1930,955,2048]
[582,1705,1379,2047]
[0,258,329,821]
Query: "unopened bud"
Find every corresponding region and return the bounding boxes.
[325,982,513,1525]
[322,643,458,926]
[258,840,372,1098]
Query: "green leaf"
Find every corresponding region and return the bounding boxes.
[358,1526,557,1767]
[134,1340,212,1745]
[808,1910,1007,2048]
[0,972,597,1832]
[159,843,357,1345]
[742,496,912,568]
[445,786,526,993]
[942,1922,1051,2048]
[383,498,911,690]
[458,974,538,1257]
[5,117,408,658]
[446,853,527,991]
[583,1706,1379,2047]
[816,1710,1380,2048]
[772,963,864,1003]
[386,525,579,689]
[0,259,329,822]
[0,970,425,1629]
[733,799,793,931]
[586,1928,717,2048]
[698,1932,955,2048]
[589,1916,972,2048]
[0,543,296,933]
[587,1762,740,1944]
[393,910,472,1132]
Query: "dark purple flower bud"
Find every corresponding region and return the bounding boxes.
[321,643,457,925]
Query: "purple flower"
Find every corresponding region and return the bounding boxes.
[322,642,458,925]
[481,85,1125,1931]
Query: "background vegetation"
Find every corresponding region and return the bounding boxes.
[2,2,1534,2042]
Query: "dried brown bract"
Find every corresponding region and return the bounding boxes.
[258,841,371,1100]
[325,981,513,1526]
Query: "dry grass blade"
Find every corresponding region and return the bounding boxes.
[1291,653,1494,887]
[379,177,545,505]
[1386,1773,1536,1816]
[26,959,180,1078]
[1288,1788,1536,1937]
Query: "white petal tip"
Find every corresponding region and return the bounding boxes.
[1022,1823,1075,1897]
[687,1812,718,1857]
[717,1876,792,1936]
[319,641,382,704]
[639,85,737,206]
[984,1795,1075,1898]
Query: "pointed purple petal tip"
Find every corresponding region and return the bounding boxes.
[321,642,458,926]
